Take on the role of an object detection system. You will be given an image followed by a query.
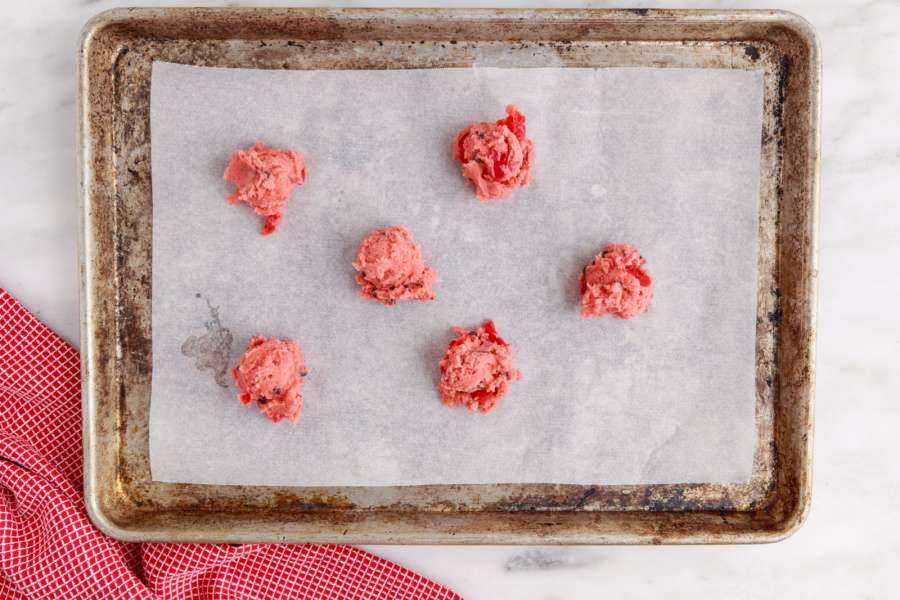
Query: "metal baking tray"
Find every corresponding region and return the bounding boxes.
[79,8,819,544]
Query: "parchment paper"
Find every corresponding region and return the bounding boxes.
[149,61,763,486]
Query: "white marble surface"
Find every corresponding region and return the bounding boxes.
[1,0,897,598]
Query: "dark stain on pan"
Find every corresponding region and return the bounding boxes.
[642,487,698,512]
[573,487,598,509]
[120,312,151,378]
[489,481,756,513]
[269,491,356,511]
[773,55,790,141]
[493,486,606,512]
[744,45,760,61]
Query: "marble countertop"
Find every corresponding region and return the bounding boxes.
[2,0,897,597]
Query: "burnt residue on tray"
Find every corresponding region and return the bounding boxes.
[181,297,234,387]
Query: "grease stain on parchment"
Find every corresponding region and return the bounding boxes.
[181,297,233,387]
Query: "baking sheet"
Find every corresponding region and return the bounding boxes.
[149,61,763,487]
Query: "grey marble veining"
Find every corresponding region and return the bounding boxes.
[1,1,898,598]
[504,549,603,572]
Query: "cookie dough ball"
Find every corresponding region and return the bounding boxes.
[224,142,306,235]
[452,104,534,200]
[353,225,437,305]
[231,336,308,424]
[438,320,521,414]
[580,244,653,319]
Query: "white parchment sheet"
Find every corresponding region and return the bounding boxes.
[149,61,763,486]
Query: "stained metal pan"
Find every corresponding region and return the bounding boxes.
[79,7,819,544]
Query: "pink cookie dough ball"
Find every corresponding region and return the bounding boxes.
[231,336,308,424]
[580,243,653,319]
[452,104,535,200]
[438,320,521,414]
[353,225,437,306]
[223,142,306,235]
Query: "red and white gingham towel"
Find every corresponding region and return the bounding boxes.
[0,287,461,600]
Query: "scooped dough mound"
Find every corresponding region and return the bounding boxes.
[580,243,653,319]
[452,104,534,200]
[438,320,521,414]
[353,225,437,305]
[231,336,307,424]
[223,142,306,235]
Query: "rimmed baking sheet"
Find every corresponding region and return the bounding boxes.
[80,8,818,544]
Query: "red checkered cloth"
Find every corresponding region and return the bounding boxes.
[0,287,461,600]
